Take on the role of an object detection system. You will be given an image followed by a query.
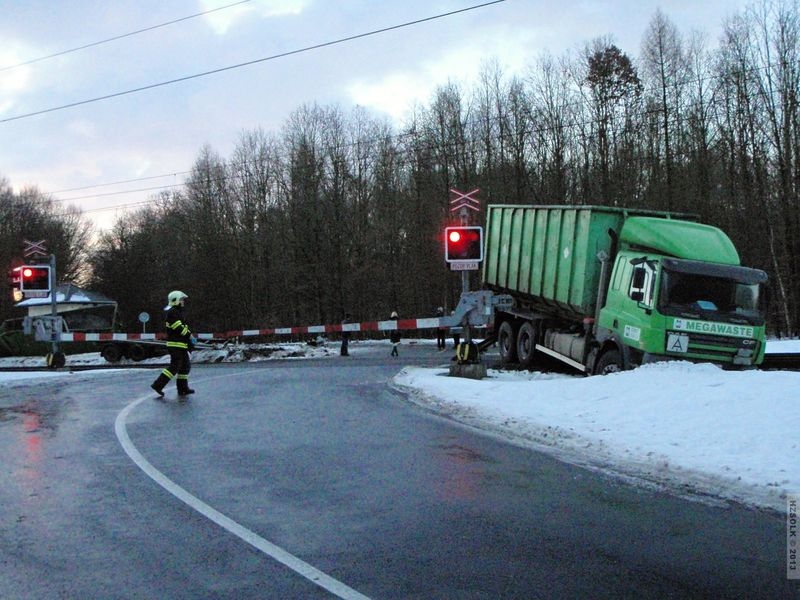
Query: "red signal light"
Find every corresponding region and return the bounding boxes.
[444,226,483,263]
[18,265,51,292]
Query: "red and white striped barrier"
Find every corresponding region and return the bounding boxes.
[59,317,447,343]
[61,332,161,342]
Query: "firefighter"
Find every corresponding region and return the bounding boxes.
[150,290,195,398]
[390,311,401,357]
[340,313,351,356]
[436,306,447,350]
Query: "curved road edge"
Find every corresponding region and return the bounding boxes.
[113,373,373,600]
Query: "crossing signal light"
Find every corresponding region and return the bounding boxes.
[19,265,51,292]
[445,226,483,263]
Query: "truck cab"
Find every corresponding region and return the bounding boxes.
[596,217,768,370]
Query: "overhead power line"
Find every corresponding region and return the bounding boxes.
[59,182,185,202]
[0,0,251,72]
[83,200,156,214]
[0,0,507,124]
[49,171,190,194]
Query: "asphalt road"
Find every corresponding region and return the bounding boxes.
[0,343,796,599]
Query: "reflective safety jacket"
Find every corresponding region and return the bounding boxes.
[165,306,192,349]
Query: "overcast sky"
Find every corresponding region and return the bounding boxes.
[1,0,749,233]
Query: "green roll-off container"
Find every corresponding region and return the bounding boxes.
[482,205,690,321]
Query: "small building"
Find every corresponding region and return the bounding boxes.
[15,284,117,331]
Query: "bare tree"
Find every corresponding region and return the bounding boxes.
[527,53,574,203]
[749,0,800,332]
[229,128,283,326]
[716,7,794,334]
[641,9,687,211]
[578,39,643,205]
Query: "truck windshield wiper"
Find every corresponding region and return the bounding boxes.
[727,316,750,324]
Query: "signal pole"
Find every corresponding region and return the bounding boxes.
[445,189,488,379]
[459,206,470,296]
[49,253,59,356]
[448,188,482,345]
[21,240,63,367]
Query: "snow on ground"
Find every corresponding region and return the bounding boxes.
[1,339,798,512]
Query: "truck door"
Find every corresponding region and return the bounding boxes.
[602,256,658,348]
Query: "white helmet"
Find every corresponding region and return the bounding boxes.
[165,290,188,309]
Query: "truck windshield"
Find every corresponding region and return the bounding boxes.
[658,262,765,326]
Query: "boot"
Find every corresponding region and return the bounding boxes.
[177,378,195,397]
[151,371,171,397]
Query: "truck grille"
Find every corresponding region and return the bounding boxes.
[666,331,759,360]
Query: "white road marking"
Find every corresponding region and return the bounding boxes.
[115,391,372,600]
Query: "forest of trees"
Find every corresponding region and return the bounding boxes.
[2,3,799,337]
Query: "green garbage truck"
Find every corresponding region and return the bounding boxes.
[476,204,768,374]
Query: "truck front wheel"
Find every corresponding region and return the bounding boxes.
[595,349,623,375]
[497,321,518,365]
[516,322,537,369]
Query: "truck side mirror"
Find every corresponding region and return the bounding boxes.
[629,264,654,310]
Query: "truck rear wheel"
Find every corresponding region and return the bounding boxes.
[497,321,518,365]
[101,343,122,363]
[595,349,622,375]
[516,322,537,369]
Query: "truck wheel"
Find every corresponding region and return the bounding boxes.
[516,322,537,369]
[498,321,518,365]
[126,343,146,362]
[595,349,623,375]
[101,344,122,363]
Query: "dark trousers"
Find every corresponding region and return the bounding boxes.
[152,347,191,392]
